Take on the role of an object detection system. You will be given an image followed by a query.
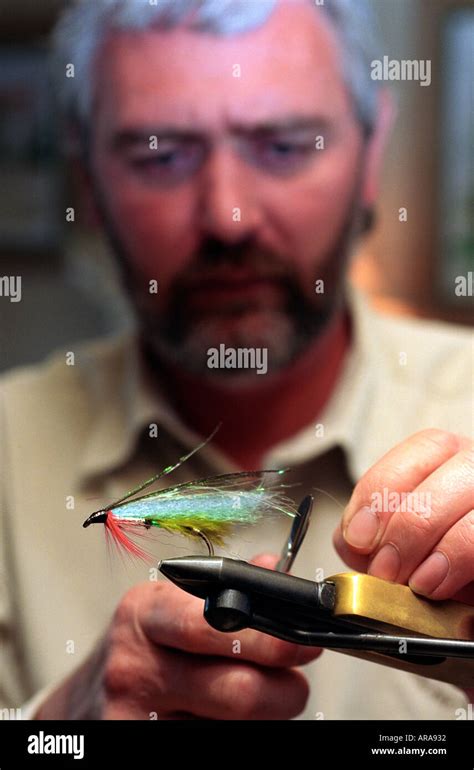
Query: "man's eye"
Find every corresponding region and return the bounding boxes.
[269,141,300,155]
[146,153,174,166]
[251,138,315,173]
[129,144,205,182]
[133,150,179,167]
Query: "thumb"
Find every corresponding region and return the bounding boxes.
[250,552,280,570]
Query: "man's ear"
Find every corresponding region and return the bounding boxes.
[361,88,396,208]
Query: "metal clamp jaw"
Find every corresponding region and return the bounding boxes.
[159,496,474,688]
[160,555,474,688]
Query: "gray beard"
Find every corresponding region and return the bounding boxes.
[139,277,342,379]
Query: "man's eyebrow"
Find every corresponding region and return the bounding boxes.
[111,128,201,150]
[233,116,332,134]
[111,117,331,149]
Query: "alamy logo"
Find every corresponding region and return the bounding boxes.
[0,275,22,302]
[0,708,21,719]
[455,272,473,297]
[27,731,84,760]
[371,489,432,518]
[371,57,431,87]
[207,345,268,375]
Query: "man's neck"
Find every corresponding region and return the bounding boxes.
[143,309,351,469]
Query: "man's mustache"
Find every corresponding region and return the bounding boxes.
[175,239,294,289]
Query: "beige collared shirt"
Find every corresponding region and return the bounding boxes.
[0,288,472,720]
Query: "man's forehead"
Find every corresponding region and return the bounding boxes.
[98,2,339,74]
[94,3,346,131]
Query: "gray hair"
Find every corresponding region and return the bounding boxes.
[53,0,380,137]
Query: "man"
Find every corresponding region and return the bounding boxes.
[0,0,472,720]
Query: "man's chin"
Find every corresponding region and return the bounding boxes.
[192,308,290,343]
[143,292,338,378]
[148,313,300,377]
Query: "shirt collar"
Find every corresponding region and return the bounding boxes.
[77,285,380,489]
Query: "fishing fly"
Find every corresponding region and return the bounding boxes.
[83,426,299,561]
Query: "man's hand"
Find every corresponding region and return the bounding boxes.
[334,429,474,603]
[35,554,321,720]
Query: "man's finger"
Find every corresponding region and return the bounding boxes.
[250,552,280,570]
[342,430,464,553]
[368,447,474,584]
[141,581,321,668]
[155,647,311,720]
[407,510,474,600]
[333,523,371,572]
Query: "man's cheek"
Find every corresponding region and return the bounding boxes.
[275,192,353,263]
[116,211,192,281]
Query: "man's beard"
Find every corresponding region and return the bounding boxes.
[97,192,365,380]
[140,263,341,376]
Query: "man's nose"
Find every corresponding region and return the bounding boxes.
[198,145,262,243]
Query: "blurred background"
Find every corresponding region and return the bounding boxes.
[0,0,472,372]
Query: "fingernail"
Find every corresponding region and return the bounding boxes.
[344,506,380,549]
[409,552,449,596]
[368,543,400,582]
